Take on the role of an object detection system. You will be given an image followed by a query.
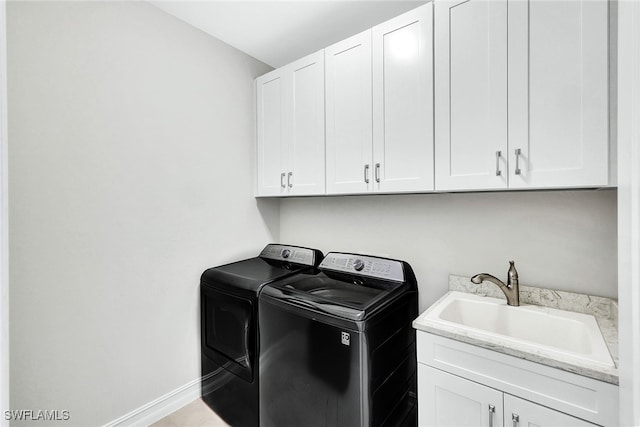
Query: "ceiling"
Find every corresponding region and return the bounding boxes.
[149,1,427,68]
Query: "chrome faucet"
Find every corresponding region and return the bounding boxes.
[471,261,520,306]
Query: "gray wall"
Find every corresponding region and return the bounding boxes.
[279,190,617,311]
[7,1,276,425]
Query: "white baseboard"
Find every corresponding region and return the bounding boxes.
[103,378,201,427]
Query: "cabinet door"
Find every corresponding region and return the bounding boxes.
[434,0,508,191]
[373,4,434,193]
[418,364,503,427]
[256,69,287,196]
[505,394,598,427]
[508,0,609,188]
[288,51,326,196]
[325,30,373,194]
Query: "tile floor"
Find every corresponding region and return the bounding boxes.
[150,399,229,427]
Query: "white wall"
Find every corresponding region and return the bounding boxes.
[7,1,276,425]
[0,1,9,424]
[617,0,640,424]
[280,190,617,311]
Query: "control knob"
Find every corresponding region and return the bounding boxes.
[281,249,291,259]
[353,259,365,271]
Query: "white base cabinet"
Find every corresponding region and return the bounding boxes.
[417,332,618,427]
[505,394,598,427]
[419,364,597,427]
[419,364,504,427]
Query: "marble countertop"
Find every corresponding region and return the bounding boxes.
[413,275,619,385]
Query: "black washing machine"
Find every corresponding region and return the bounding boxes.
[259,252,418,427]
[200,244,323,427]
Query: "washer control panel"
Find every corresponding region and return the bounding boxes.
[319,253,405,282]
[259,244,316,266]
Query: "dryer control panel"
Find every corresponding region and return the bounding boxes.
[319,253,405,282]
[259,244,317,266]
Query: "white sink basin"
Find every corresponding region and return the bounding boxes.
[420,291,615,369]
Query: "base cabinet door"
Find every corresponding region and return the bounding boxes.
[419,364,600,427]
[505,395,597,427]
[418,364,503,427]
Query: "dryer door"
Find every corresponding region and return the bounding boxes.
[201,285,255,382]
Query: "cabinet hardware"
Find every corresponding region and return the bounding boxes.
[375,163,381,183]
[287,172,293,188]
[512,413,520,427]
[280,172,286,188]
[515,148,522,175]
[364,164,370,184]
[496,151,502,176]
[488,404,496,427]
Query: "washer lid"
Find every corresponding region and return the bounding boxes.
[261,271,406,321]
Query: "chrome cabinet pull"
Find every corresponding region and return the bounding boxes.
[280,172,286,188]
[364,164,370,184]
[375,163,381,183]
[495,151,502,176]
[512,413,520,427]
[515,148,522,175]
[488,405,496,427]
[287,172,293,188]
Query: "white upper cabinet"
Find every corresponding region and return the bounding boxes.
[373,4,434,193]
[325,30,373,195]
[256,69,287,196]
[508,0,610,188]
[257,1,612,197]
[288,52,326,196]
[435,0,611,191]
[435,0,508,191]
[326,4,434,195]
[256,51,325,196]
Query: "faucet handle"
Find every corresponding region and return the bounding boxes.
[508,261,518,279]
